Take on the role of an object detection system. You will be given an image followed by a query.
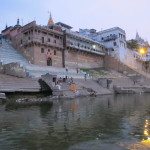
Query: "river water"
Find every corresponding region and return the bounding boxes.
[0,94,150,150]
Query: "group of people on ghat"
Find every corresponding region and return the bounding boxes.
[55,67,78,92]
[55,75,76,91]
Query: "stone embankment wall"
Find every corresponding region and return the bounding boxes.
[65,50,104,68]
[104,55,136,74]
[0,62,26,78]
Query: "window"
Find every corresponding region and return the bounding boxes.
[48,33,53,37]
[113,42,117,46]
[48,38,50,42]
[54,50,56,55]
[42,37,44,43]
[101,37,104,40]
[54,40,56,43]
[55,35,59,39]
[41,48,44,53]
[28,37,30,40]
[48,49,50,52]
[21,39,22,44]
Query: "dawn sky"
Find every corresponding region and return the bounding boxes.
[0,0,150,42]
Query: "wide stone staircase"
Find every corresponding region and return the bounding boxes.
[0,38,86,79]
[0,74,42,92]
[0,39,28,65]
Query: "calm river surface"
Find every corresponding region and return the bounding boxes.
[1,94,150,150]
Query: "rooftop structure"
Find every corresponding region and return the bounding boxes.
[47,13,54,26]
[55,22,72,30]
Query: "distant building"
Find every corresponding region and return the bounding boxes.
[2,19,22,40]
[79,27,127,62]
[135,32,149,47]
[134,32,150,61]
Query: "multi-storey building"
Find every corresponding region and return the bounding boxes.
[79,27,127,62]
[1,15,106,68]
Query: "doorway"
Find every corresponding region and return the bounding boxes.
[47,57,52,66]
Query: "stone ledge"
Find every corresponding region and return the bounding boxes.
[0,92,6,99]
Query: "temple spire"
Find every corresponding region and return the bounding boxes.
[17,18,20,25]
[135,31,140,40]
[47,12,54,26]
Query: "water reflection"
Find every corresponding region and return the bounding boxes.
[1,94,150,149]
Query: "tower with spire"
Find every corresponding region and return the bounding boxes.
[135,31,140,41]
[47,13,54,26]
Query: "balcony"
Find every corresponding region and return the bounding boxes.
[22,38,63,49]
[102,35,117,42]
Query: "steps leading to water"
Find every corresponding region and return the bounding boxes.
[0,74,41,92]
[0,38,86,79]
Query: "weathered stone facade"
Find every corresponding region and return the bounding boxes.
[65,49,104,68]
[2,18,106,69]
[10,21,64,67]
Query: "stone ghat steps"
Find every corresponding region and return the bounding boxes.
[0,85,41,92]
[29,73,85,79]
[0,75,41,92]
[0,84,40,88]
[25,64,78,72]
[0,39,86,79]
[0,40,28,65]
[74,79,112,94]
[114,86,146,94]
[0,81,41,87]
[0,88,41,92]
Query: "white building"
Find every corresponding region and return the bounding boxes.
[79,27,127,62]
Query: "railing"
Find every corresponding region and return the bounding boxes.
[67,44,105,55]
[22,38,63,49]
[102,35,117,41]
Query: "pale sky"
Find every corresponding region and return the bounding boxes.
[0,0,150,42]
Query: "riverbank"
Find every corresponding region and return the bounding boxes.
[1,67,150,101]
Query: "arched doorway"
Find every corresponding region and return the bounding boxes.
[47,57,52,66]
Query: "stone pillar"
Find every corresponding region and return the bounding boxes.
[62,30,66,68]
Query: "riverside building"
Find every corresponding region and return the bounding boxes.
[1,15,106,68]
[79,27,127,62]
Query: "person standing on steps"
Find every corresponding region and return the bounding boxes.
[66,67,68,74]
[84,73,87,81]
[76,68,79,74]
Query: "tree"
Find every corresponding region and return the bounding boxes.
[126,39,139,50]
